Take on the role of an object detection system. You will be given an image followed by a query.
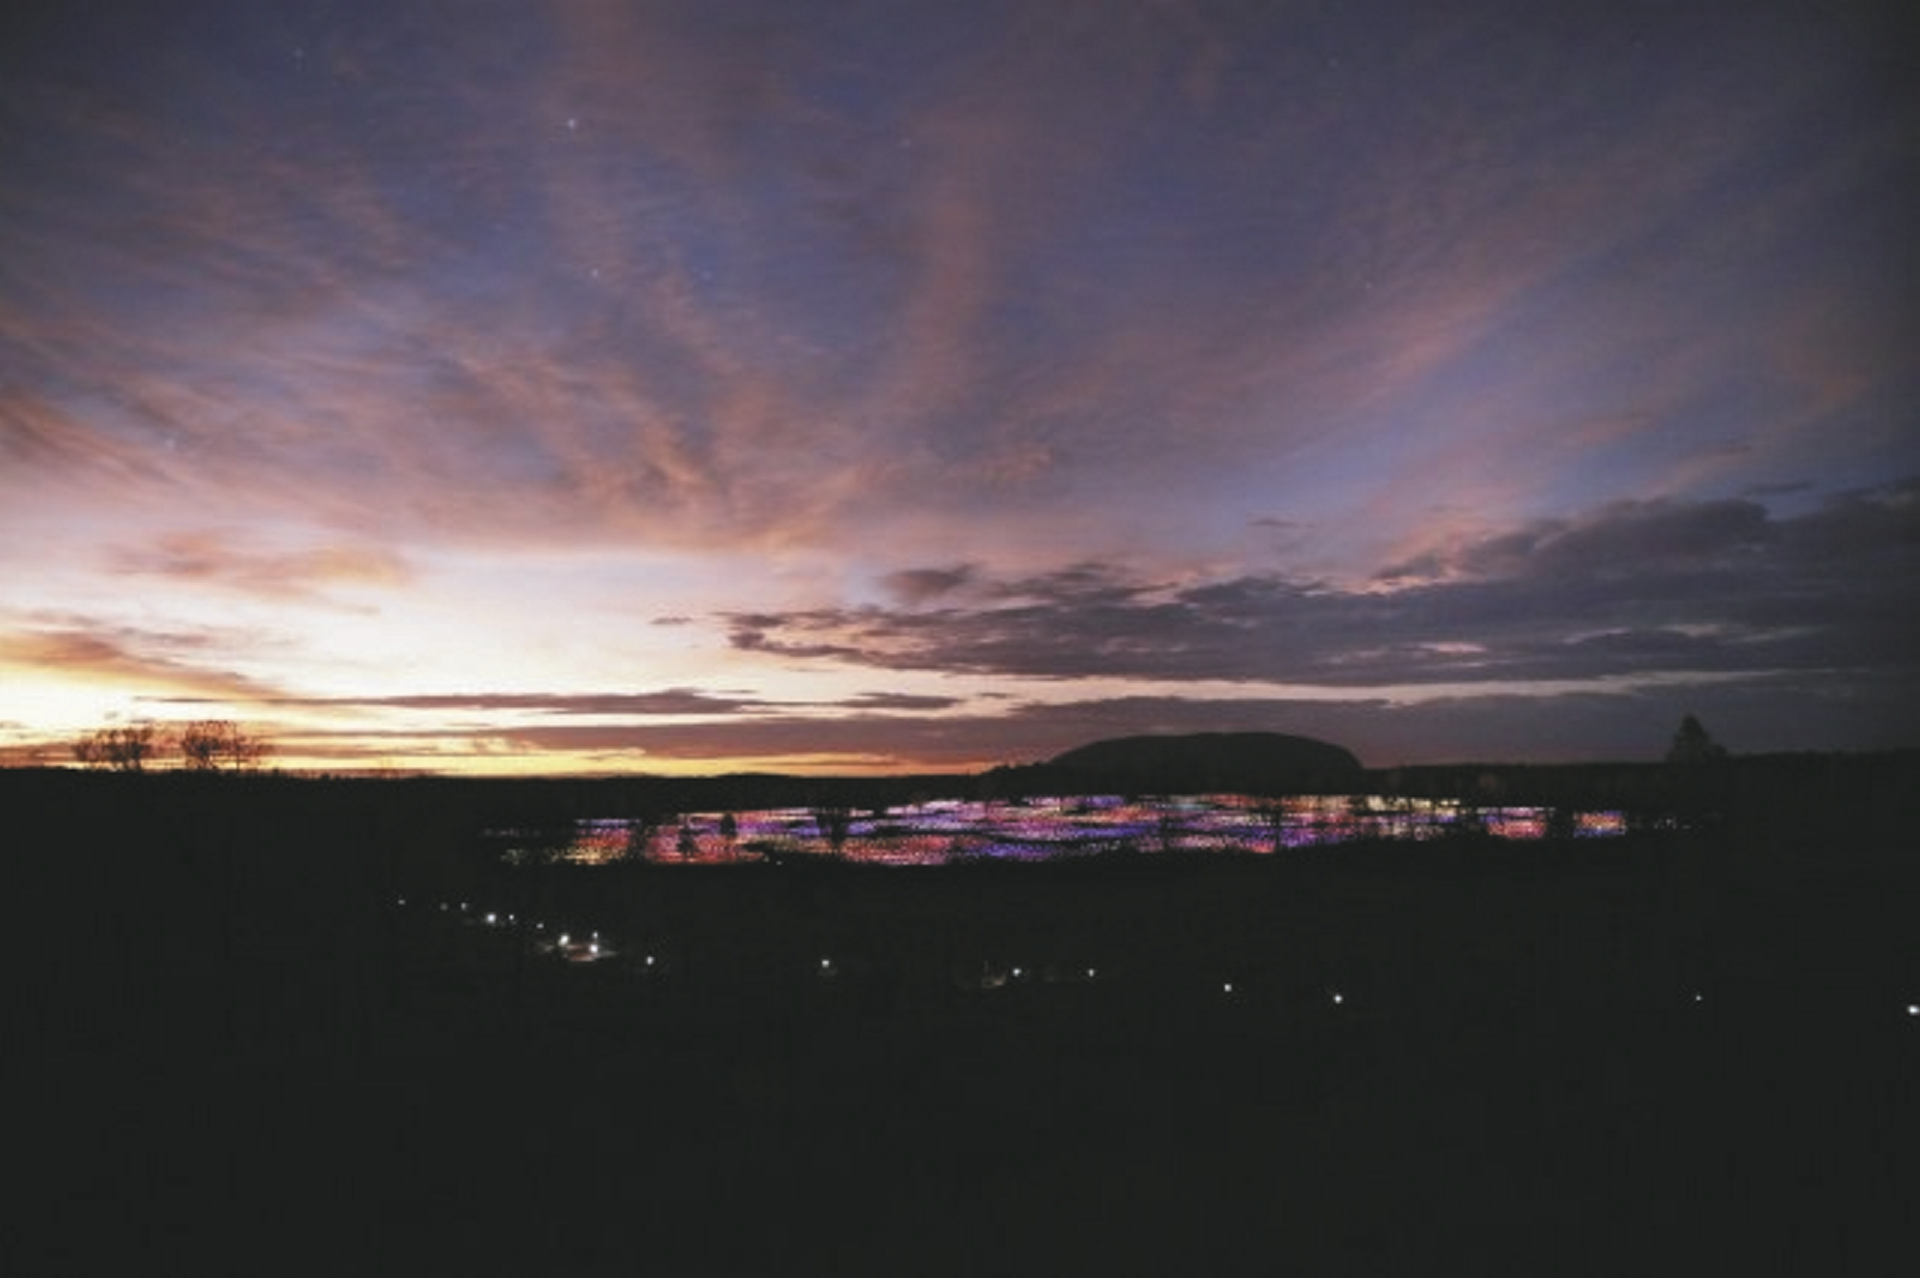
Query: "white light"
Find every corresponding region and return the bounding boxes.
[1223,983,1234,994]
[1908,1004,1919,1017]
[485,913,496,925]
[646,955,655,966]
[1087,968,1097,979]
[589,942,599,955]
[1693,992,1704,1004]
[1331,992,1344,1005]
[1012,967,1023,978]
[558,933,570,946]
[821,958,831,968]
[396,898,406,907]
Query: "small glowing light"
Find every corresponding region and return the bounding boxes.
[1693,992,1704,1004]
[646,955,655,966]
[485,913,497,925]
[821,958,832,968]
[1223,983,1234,994]
[396,898,406,907]
[1331,992,1344,1005]
[1012,967,1024,978]
[558,933,570,946]
[1087,968,1097,979]
[1907,1004,1919,1017]
[589,942,599,955]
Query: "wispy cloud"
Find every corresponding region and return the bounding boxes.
[269,686,967,718]
[106,531,411,599]
[4,0,1907,571]
[0,624,285,704]
[281,688,766,716]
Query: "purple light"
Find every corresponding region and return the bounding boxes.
[506,791,1633,870]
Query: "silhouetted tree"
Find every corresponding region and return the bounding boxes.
[73,722,163,772]
[1258,800,1292,853]
[1666,715,1728,764]
[812,804,854,855]
[177,720,270,772]
[1155,803,1183,854]
[71,733,102,769]
[622,811,664,862]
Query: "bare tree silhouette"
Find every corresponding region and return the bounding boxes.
[178,720,270,772]
[72,722,163,772]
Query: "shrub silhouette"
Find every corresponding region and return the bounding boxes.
[1665,714,1728,764]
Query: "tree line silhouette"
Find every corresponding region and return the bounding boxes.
[71,719,269,772]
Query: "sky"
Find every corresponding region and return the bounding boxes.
[2,0,1916,775]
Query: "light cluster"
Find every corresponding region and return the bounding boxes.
[506,793,1634,866]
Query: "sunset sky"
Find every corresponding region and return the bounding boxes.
[3,0,1915,775]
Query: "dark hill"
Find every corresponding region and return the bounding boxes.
[1038,731,1362,794]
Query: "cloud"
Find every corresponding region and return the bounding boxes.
[280,688,766,717]
[725,481,1920,688]
[879,565,978,606]
[485,712,1059,770]
[1377,497,1777,585]
[0,624,284,704]
[383,668,1920,771]
[260,686,965,719]
[844,691,963,711]
[106,531,411,599]
[4,0,1909,584]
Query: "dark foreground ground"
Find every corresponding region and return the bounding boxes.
[10,762,1919,1275]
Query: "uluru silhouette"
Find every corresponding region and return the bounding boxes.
[1043,731,1362,793]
